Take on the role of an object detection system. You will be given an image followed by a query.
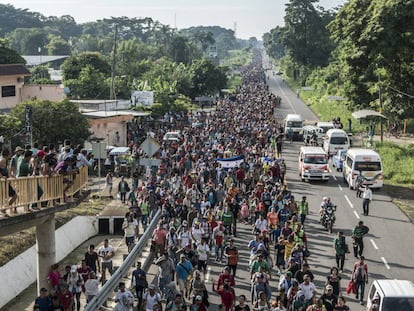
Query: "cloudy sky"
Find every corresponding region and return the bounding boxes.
[1,0,347,39]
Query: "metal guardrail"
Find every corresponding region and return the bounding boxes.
[0,167,88,213]
[85,210,162,311]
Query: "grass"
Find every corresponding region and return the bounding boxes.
[222,49,253,91]
[0,197,110,267]
[376,142,414,186]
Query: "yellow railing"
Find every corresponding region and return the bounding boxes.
[0,167,88,213]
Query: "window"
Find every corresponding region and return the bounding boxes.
[304,157,327,164]
[330,136,348,145]
[355,162,382,171]
[1,85,16,97]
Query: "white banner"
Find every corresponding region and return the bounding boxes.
[131,91,154,106]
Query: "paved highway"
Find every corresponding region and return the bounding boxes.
[205,59,414,311]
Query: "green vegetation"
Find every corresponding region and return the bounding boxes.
[222,48,253,91]
[376,142,414,187]
[264,0,414,123]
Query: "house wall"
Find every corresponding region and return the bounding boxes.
[22,84,65,102]
[88,115,133,147]
[0,75,25,109]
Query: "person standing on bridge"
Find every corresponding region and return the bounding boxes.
[98,239,115,283]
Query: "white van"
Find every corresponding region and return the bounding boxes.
[323,129,350,156]
[298,146,330,181]
[284,114,303,141]
[316,121,334,133]
[342,148,383,189]
[367,279,414,311]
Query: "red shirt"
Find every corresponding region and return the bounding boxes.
[216,288,235,311]
[153,228,167,245]
[47,270,61,288]
[59,291,73,310]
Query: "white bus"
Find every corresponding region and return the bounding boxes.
[342,148,383,189]
[323,129,350,156]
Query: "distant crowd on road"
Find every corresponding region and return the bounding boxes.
[33,50,374,311]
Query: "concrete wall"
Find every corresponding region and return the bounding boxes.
[0,75,25,109]
[0,216,98,309]
[88,115,133,147]
[22,84,65,102]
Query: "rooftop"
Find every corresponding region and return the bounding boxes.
[22,55,69,66]
[82,110,151,119]
[0,64,31,77]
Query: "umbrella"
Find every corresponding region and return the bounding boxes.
[109,147,130,156]
[352,109,387,120]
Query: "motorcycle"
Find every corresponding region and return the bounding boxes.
[321,205,337,233]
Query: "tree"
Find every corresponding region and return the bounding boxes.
[46,35,71,55]
[328,0,414,118]
[263,27,285,59]
[0,114,21,144]
[11,100,91,145]
[43,15,82,40]
[190,58,228,97]
[65,65,108,99]
[0,46,26,64]
[0,4,43,37]
[6,27,49,55]
[29,65,52,84]
[169,35,192,64]
[281,0,336,72]
[61,52,111,80]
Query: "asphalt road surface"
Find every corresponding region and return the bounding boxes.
[205,59,414,311]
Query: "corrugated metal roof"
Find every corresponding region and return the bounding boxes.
[22,55,69,66]
[82,110,151,119]
[0,64,31,76]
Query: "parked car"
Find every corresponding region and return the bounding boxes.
[332,149,347,171]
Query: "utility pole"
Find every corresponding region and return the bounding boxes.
[379,75,383,143]
[110,25,118,101]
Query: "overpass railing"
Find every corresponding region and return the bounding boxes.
[0,166,88,213]
[84,210,162,311]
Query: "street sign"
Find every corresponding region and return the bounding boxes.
[327,95,346,101]
[195,96,215,102]
[140,138,160,157]
[139,158,161,167]
[92,142,107,159]
[302,86,314,91]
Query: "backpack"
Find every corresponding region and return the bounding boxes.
[355,265,366,281]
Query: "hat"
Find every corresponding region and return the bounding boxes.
[70,265,77,272]
[296,290,305,298]
[180,254,186,258]
[286,271,292,277]
[37,150,46,157]
[182,221,188,226]
[326,285,333,290]
[149,284,156,290]
[15,146,24,153]
[195,295,202,301]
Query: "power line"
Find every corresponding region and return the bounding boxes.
[388,85,414,99]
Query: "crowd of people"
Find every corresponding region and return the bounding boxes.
[32,49,374,311]
[0,140,94,216]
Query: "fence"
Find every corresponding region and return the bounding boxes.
[0,166,88,213]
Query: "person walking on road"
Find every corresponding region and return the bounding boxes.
[352,256,369,305]
[362,185,372,216]
[333,231,348,272]
[352,221,369,258]
[298,196,308,225]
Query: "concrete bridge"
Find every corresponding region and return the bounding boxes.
[0,167,89,292]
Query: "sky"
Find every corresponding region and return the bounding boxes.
[0,0,347,39]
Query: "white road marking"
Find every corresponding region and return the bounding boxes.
[344,195,354,209]
[353,210,360,219]
[381,257,391,270]
[338,184,343,191]
[370,239,379,250]
[333,175,337,181]
[205,266,211,282]
[276,81,297,113]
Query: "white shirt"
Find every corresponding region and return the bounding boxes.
[299,282,317,300]
[144,292,161,311]
[115,289,134,311]
[363,188,372,200]
[84,278,100,296]
[179,230,191,248]
[191,227,204,244]
[197,243,210,261]
[255,219,268,232]
[98,245,114,263]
